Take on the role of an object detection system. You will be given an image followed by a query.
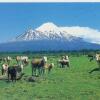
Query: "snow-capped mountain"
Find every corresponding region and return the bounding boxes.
[36,22,100,44]
[13,22,79,42]
[14,29,78,42]
[13,22,100,44]
[1,22,100,52]
[13,29,48,41]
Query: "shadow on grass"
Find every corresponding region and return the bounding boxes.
[89,67,100,74]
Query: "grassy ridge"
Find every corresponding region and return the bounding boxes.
[0,54,100,100]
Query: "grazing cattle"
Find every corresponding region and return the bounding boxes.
[44,63,54,74]
[16,56,21,63]
[6,56,12,64]
[21,56,28,61]
[58,55,70,68]
[96,54,100,68]
[17,64,24,73]
[31,56,47,76]
[22,59,29,66]
[2,56,12,64]
[8,66,17,82]
[21,56,29,65]
[16,56,29,66]
[89,53,100,74]
[2,64,9,75]
[7,64,23,82]
[15,64,24,74]
[87,54,94,62]
[3,57,7,63]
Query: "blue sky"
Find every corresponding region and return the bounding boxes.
[0,3,100,43]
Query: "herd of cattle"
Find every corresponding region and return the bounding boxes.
[0,55,70,82]
[0,53,100,82]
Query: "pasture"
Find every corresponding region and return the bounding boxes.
[0,53,100,100]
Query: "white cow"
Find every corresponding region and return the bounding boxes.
[89,54,100,74]
[2,64,9,75]
[58,55,70,68]
[16,56,29,65]
[96,54,100,68]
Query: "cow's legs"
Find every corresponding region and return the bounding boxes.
[62,64,64,68]
[7,60,10,65]
[97,61,100,69]
[14,75,16,82]
[60,64,62,68]
[90,57,94,62]
[32,66,34,76]
[38,67,42,75]
[2,68,4,75]
[11,75,13,82]
[32,66,36,76]
[8,73,10,81]
[38,67,44,75]
[99,61,100,68]
[42,67,45,75]
[34,68,36,76]
[8,69,10,81]
[48,67,52,74]
[67,62,70,68]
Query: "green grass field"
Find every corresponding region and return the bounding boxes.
[0,54,100,100]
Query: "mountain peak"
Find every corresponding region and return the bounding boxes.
[36,22,58,32]
[11,22,100,44]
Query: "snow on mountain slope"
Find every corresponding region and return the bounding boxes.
[36,22,100,44]
[13,22,100,44]
[13,29,49,41]
[14,22,77,41]
[36,22,70,39]
[2,22,100,52]
[36,22,59,32]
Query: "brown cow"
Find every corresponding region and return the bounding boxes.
[31,56,47,76]
[58,55,70,68]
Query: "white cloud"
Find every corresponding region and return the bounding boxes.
[60,26,100,44]
[36,22,100,44]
